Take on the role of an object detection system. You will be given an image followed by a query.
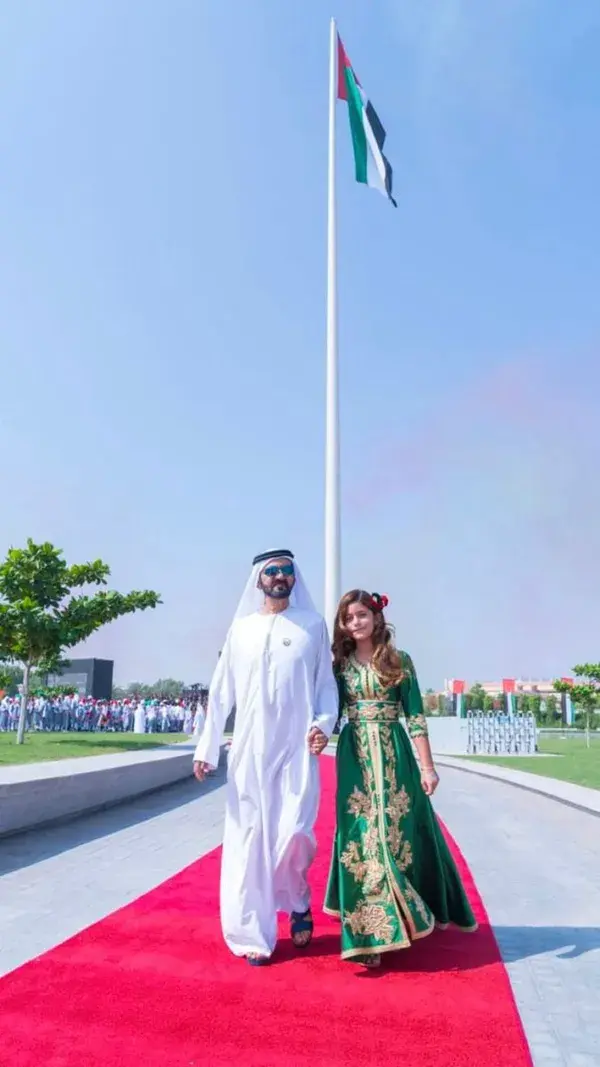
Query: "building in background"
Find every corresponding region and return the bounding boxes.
[46,658,114,700]
[442,677,573,723]
[474,679,559,699]
[444,678,562,699]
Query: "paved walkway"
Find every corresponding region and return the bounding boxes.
[1,761,599,1066]
[435,755,600,817]
[0,767,225,976]
[438,767,600,1067]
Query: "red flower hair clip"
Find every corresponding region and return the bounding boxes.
[370,593,389,613]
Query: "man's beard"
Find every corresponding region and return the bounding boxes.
[260,579,292,600]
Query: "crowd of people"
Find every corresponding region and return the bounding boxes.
[0,694,206,735]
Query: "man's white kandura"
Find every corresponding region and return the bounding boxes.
[194,557,338,959]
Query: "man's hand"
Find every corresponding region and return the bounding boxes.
[193,760,213,782]
[307,727,328,756]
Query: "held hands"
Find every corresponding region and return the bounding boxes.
[194,730,328,777]
[420,766,440,796]
[193,761,213,783]
[307,726,328,756]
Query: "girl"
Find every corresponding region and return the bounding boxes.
[324,590,477,968]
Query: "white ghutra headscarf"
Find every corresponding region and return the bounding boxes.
[233,549,317,619]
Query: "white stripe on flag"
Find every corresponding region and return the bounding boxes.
[358,86,388,197]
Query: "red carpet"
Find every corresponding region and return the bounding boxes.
[0,759,531,1067]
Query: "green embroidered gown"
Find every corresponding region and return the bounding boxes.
[324,653,477,961]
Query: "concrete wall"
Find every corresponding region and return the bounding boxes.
[0,743,200,838]
[426,716,469,755]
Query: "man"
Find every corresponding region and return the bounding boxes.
[193,549,338,965]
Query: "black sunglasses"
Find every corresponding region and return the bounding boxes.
[262,564,295,577]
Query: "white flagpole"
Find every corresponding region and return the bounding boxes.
[324,15,341,637]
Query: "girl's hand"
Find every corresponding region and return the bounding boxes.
[421,767,439,796]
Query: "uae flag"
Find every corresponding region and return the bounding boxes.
[337,35,397,207]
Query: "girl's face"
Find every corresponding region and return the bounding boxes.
[344,601,375,643]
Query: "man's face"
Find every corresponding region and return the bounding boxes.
[258,558,296,601]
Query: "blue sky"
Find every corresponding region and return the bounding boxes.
[2,1,599,687]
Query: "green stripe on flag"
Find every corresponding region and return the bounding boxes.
[343,66,368,186]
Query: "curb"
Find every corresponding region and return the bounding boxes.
[435,757,600,819]
[0,744,227,839]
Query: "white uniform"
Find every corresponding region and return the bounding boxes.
[194,605,338,958]
[133,703,146,734]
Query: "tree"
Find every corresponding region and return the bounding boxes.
[32,685,78,698]
[423,691,438,714]
[121,682,151,700]
[112,678,185,700]
[0,662,23,695]
[0,663,12,693]
[151,678,184,699]
[544,694,560,723]
[466,683,486,711]
[529,694,542,722]
[0,539,161,744]
[554,664,600,749]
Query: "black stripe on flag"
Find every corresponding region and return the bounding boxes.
[365,100,397,207]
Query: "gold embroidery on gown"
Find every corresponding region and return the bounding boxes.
[324,653,478,960]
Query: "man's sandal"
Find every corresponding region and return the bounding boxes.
[246,954,270,967]
[290,909,314,948]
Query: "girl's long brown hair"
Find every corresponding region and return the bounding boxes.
[332,590,406,686]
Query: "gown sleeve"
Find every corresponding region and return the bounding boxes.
[310,620,340,739]
[399,652,429,739]
[193,624,236,768]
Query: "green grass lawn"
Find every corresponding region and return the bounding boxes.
[0,732,190,766]
[328,730,598,789]
[465,735,600,790]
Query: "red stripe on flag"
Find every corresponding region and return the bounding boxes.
[337,34,360,100]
